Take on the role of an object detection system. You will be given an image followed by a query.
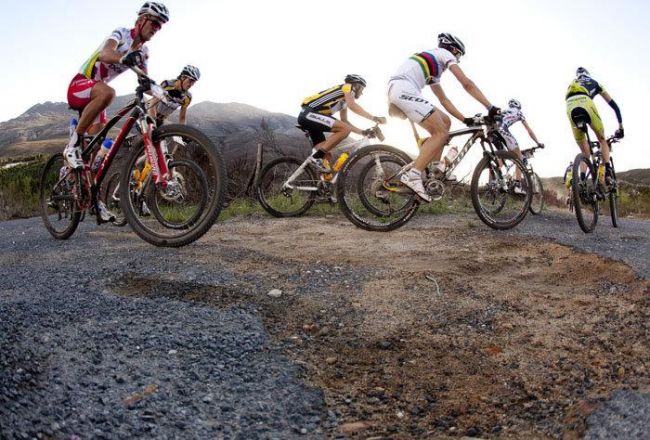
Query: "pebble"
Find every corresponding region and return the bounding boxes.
[267,289,282,298]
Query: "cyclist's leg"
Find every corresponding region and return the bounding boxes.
[77,82,115,136]
[588,108,609,163]
[566,99,591,175]
[499,128,524,180]
[416,111,450,170]
[388,80,449,171]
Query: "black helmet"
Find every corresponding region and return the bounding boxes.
[344,74,367,87]
[438,33,466,56]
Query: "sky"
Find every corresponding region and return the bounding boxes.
[2,0,648,177]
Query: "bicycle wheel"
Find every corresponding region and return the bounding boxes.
[39,153,82,239]
[257,157,317,217]
[336,145,419,232]
[120,124,226,247]
[146,160,208,229]
[103,172,127,227]
[471,151,532,230]
[571,153,598,233]
[529,172,545,215]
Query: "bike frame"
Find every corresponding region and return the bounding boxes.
[76,70,172,208]
[406,119,498,179]
[283,134,375,192]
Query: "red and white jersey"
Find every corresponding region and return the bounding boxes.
[78,28,148,83]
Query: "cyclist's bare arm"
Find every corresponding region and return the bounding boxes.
[178,105,188,125]
[522,120,541,144]
[344,92,376,123]
[430,83,464,121]
[340,108,363,135]
[98,40,124,64]
[146,96,161,120]
[449,64,493,111]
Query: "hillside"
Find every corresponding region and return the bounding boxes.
[0,98,309,160]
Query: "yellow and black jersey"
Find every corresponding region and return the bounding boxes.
[301,83,352,115]
[154,79,192,121]
[566,76,605,100]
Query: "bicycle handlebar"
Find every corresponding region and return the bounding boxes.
[466,113,502,128]
[128,65,170,103]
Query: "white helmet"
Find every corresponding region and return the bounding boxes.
[138,2,169,23]
[438,33,466,56]
[576,67,590,78]
[508,99,521,110]
[181,65,201,81]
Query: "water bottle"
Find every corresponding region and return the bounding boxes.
[444,146,459,167]
[92,138,113,172]
[69,118,78,137]
[332,152,350,172]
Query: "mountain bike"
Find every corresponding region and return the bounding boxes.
[39,66,226,247]
[336,107,532,232]
[256,125,384,217]
[103,136,193,228]
[568,120,621,233]
[520,144,545,215]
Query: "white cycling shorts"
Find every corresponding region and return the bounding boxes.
[497,128,519,151]
[387,80,436,123]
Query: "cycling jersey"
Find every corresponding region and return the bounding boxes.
[79,28,149,82]
[389,48,458,90]
[301,83,353,115]
[565,75,605,100]
[500,107,526,130]
[565,75,606,142]
[153,79,192,122]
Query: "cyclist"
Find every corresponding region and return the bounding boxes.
[147,65,200,125]
[63,2,169,221]
[496,99,544,194]
[298,75,386,171]
[388,33,500,202]
[566,67,624,185]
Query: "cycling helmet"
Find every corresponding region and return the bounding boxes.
[344,74,367,87]
[180,65,200,81]
[508,99,521,110]
[576,67,590,78]
[138,2,169,23]
[438,33,466,56]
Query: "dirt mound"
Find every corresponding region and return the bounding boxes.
[117,215,650,438]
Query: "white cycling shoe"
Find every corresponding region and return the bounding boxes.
[97,201,116,223]
[400,169,431,202]
[64,145,84,169]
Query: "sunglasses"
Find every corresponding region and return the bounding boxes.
[148,18,163,31]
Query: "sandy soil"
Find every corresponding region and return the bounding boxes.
[117,214,650,439]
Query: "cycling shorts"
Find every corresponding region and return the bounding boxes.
[496,128,518,151]
[566,95,603,142]
[67,73,107,124]
[297,109,337,145]
[387,79,436,123]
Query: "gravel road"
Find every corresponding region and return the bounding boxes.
[0,218,324,439]
[1,209,649,439]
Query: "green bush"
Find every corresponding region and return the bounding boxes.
[0,156,47,220]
